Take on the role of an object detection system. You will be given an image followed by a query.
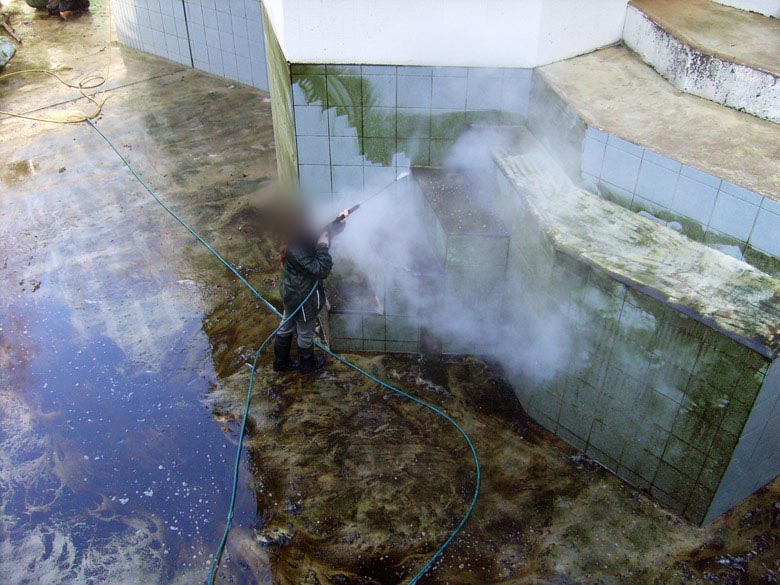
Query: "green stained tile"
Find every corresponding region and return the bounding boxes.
[397,109,431,139]
[326,65,361,75]
[692,346,744,394]
[744,245,780,277]
[363,107,396,138]
[620,442,660,483]
[662,436,705,480]
[363,340,386,352]
[698,454,728,491]
[326,74,362,107]
[291,64,326,74]
[430,140,456,165]
[363,138,396,166]
[400,138,430,166]
[653,461,693,505]
[292,74,328,106]
[431,111,467,139]
[718,399,751,435]
[362,315,385,340]
[465,110,502,125]
[684,485,715,524]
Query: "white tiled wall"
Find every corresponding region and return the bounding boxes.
[112,0,269,90]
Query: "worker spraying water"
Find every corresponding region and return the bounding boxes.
[273,207,352,373]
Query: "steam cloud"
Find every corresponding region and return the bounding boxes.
[316,128,577,385]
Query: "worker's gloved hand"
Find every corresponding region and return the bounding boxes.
[338,209,350,224]
[317,231,330,248]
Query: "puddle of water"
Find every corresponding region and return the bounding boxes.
[0,292,264,584]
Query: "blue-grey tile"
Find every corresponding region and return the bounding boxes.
[292,76,324,106]
[296,135,330,165]
[581,172,599,193]
[581,136,606,177]
[398,108,431,138]
[749,208,780,257]
[709,191,759,242]
[329,136,364,166]
[364,166,397,190]
[672,175,718,224]
[332,165,364,193]
[468,67,503,77]
[761,198,780,215]
[361,65,397,75]
[326,65,360,75]
[466,76,502,111]
[398,66,432,76]
[294,105,329,136]
[607,135,644,157]
[501,77,531,115]
[601,145,641,193]
[599,180,634,207]
[642,150,682,173]
[362,74,396,107]
[504,68,532,80]
[327,108,360,137]
[633,194,668,216]
[719,181,763,206]
[298,164,331,193]
[681,165,722,189]
[586,126,608,144]
[327,75,361,106]
[431,76,467,109]
[397,75,432,108]
[432,66,468,77]
[636,160,678,208]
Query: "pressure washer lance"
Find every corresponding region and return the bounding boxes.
[323,170,411,237]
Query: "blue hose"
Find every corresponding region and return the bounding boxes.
[86,118,480,585]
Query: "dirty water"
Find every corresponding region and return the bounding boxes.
[3,1,780,584]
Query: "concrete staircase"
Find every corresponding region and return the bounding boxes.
[624,0,780,123]
[529,0,780,276]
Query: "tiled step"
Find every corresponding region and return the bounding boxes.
[624,0,780,123]
[712,0,780,18]
[533,45,780,270]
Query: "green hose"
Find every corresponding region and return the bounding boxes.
[86,118,481,585]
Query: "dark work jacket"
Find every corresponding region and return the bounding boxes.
[280,237,333,322]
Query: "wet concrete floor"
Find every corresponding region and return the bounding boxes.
[2,1,780,583]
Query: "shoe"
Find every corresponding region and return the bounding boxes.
[273,334,298,372]
[298,346,325,373]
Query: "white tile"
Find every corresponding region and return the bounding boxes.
[607,135,643,157]
[681,165,722,189]
[296,136,331,165]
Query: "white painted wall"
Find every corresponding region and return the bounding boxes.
[263,0,629,68]
[713,0,780,18]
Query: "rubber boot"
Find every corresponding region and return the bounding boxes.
[298,346,325,373]
[273,335,298,372]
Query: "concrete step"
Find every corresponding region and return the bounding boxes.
[712,0,780,18]
[624,0,780,123]
[533,45,780,270]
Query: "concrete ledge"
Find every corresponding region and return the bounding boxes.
[624,0,780,123]
[713,0,780,18]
